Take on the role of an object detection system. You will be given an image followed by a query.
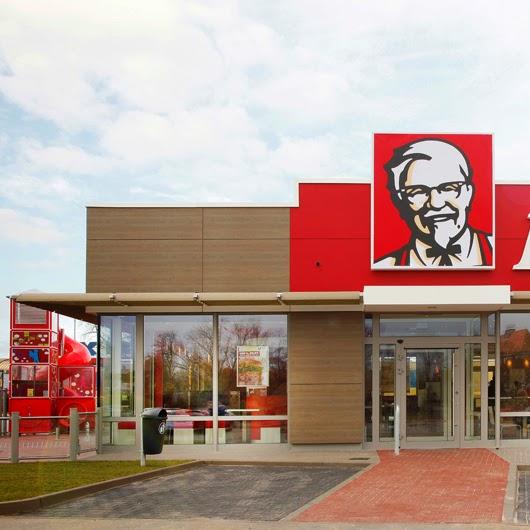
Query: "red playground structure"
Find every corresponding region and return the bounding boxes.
[9,300,96,433]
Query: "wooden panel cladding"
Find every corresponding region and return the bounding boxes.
[289,384,363,444]
[288,312,363,444]
[288,312,362,385]
[87,207,203,240]
[203,239,289,292]
[203,208,289,240]
[86,240,202,293]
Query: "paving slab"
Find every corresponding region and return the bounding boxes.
[296,449,510,524]
[36,464,362,521]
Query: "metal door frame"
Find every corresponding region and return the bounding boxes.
[396,339,462,449]
[365,313,496,450]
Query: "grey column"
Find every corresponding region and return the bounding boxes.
[135,315,144,450]
[212,314,219,451]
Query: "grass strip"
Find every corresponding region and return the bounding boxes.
[0,460,189,502]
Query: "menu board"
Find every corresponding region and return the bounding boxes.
[236,346,269,388]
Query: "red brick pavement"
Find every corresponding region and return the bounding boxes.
[296,449,509,524]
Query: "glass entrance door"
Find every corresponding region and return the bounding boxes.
[402,348,456,443]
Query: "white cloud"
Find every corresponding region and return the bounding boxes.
[0,173,80,212]
[17,140,113,176]
[100,105,265,167]
[0,300,9,357]
[0,208,66,244]
[251,70,353,125]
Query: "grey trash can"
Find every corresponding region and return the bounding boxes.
[142,408,167,455]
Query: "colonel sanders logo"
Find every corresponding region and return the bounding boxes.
[372,135,493,269]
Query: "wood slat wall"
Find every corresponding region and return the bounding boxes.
[289,384,363,443]
[203,207,289,239]
[288,312,363,444]
[86,207,289,293]
[86,239,203,292]
[203,239,289,292]
[87,207,203,240]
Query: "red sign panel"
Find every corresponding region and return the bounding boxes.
[290,182,530,291]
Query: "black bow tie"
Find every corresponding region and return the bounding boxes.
[425,244,462,266]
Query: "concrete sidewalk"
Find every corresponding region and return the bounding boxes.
[0,517,525,529]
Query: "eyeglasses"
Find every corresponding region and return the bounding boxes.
[399,181,467,204]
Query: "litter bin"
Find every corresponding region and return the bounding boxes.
[142,408,167,455]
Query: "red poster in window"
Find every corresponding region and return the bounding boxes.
[372,134,494,269]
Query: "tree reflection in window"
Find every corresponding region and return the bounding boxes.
[144,316,213,413]
[219,315,287,416]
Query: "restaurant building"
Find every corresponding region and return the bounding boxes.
[11,133,530,450]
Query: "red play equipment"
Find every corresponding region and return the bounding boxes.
[9,300,96,433]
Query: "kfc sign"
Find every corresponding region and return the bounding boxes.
[514,214,530,270]
[372,134,494,269]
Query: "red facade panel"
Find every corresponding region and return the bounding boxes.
[290,183,530,291]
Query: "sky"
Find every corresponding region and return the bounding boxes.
[2,0,530,354]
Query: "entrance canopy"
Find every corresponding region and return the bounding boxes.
[10,291,363,323]
[11,286,528,322]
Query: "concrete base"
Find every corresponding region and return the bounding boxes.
[253,427,281,443]
[172,429,194,445]
[90,442,374,465]
[205,428,225,444]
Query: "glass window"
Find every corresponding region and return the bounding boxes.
[365,345,372,442]
[488,313,496,336]
[465,344,481,440]
[15,302,47,325]
[405,348,454,440]
[380,314,480,337]
[102,420,136,446]
[217,419,287,444]
[219,315,287,444]
[100,316,136,418]
[364,315,373,338]
[500,313,530,416]
[144,315,213,413]
[501,417,527,440]
[11,365,49,397]
[379,344,395,440]
[488,343,496,440]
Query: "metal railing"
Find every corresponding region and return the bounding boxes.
[0,408,102,463]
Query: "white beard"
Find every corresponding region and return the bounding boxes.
[431,222,455,247]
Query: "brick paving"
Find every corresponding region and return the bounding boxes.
[296,449,509,524]
[39,464,362,521]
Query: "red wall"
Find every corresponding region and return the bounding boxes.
[290,183,530,291]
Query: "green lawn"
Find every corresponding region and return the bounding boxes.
[0,460,189,502]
